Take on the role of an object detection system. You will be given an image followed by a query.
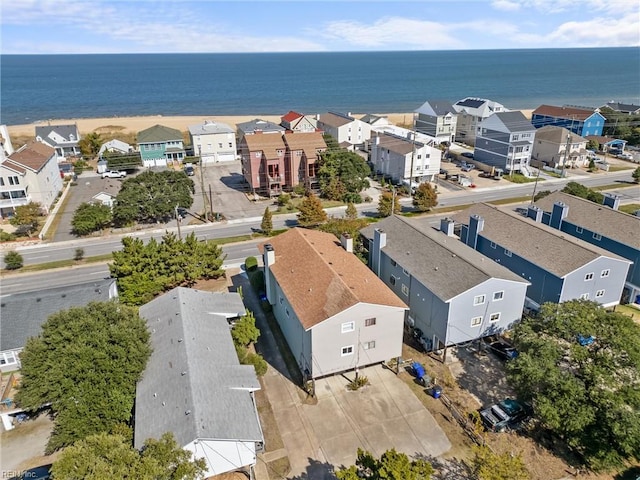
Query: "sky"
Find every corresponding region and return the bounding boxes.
[2,0,639,54]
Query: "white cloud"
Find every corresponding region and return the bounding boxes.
[546,14,640,47]
[491,1,521,11]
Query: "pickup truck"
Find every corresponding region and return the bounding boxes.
[480,398,530,432]
[102,170,127,179]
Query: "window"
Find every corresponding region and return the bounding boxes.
[490,242,496,249]
[504,249,512,257]
[0,178,4,186]
[493,291,504,301]
[8,176,19,185]
[364,341,376,350]
[389,276,396,286]
[576,226,583,233]
[279,297,284,305]
[593,233,602,241]
[341,321,355,333]
[596,289,605,298]
[401,284,409,296]
[474,295,486,306]
[218,143,223,148]
[585,273,594,281]
[285,308,290,317]
[361,316,377,328]
[390,259,397,267]
[471,316,482,327]
[341,345,354,356]
[402,268,409,276]
[229,142,233,148]
[580,293,589,300]
[255,152,261,158]
[490,313,501,322]
[601,269,610,278]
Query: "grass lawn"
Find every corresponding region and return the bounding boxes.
[503,173,541,184]
[619,203,640,215]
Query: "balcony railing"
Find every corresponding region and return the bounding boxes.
[0,195,31,209]
[268,175,282,183]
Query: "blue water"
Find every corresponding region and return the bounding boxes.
[1,48,638,125]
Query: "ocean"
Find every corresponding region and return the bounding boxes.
[1,48,638,126]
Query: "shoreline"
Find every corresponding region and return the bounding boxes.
[5,110,534,138]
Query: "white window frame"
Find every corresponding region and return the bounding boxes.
[365,317,376,327]
[580,293,589,300]
[341,321,355,333]
[402,267,409,276]
[585,273,594,281]
[576,226,583,234]
[471,316,482,327]
[389,275,397,286]
[504,249,512,257]
[596,289,605,298]
[490,242,496,249]
[493,291,504,301]
[474,294,486,306]
[601,269,610,278]
[341,345,354,356]
[489,312,501,323]
[593,233,602,241]
[401,284,409,296]
[363,341,376,350]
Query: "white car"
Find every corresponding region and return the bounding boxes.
[102,170,127,179]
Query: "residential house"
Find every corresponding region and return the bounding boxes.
[239,133,287,196]
[35,124,81,161]
[360,216,529,351]
[189,120,237,164]
[414,100,458,144]
[475,111,535,174]
[261,228,407,380]
[452,203,632,311]
[280,111,318,133]
[0,125,15,157]
[282,131,326,190]
[0,279,118,372]
[531,105,606,137]
[316,112,371,148]
[92,191,116,208]
[136,288,263,478]
[137,124,185,167]
[369,130,441,186]
[452,97,507,146]
[583,135,628,154]
[360,114,391,128]
[600,102,640,115]
[236,119,285,142]
[531,126,589,169]
[535,191,640,305]
[1,141,62,218]
[98,139,133,157]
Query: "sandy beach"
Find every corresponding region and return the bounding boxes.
[5,110,533,138]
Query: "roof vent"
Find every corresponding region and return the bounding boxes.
[153,393,157,397]
[36,298,41,302]
[162,402,166,406]
[181,371,186,376]
[185,410,191,415]
[178,338,183,342]
[434,267,438,271]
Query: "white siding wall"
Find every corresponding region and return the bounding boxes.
[184,439,257,478]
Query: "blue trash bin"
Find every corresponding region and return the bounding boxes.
[431,385,442,399]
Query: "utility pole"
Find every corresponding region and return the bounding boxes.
[561,133,571,178]
[408,128,416,196]
[198,145,209,222]
[174,204,182,240]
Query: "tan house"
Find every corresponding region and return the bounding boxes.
[531,126,589,169]
[280,111,318,133]
[261,228,407,380]
[282,132,326,190]
[189,120,237,164]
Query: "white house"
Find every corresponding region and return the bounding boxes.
[414,100,458,145]
[35,124,81,161]
[452,98,508,146]
[189,120,237,164]
[98,139,133,157]
[316,112,372,148]
[280,111,318,133]
[531,126,589,169]
[1,141,62,218]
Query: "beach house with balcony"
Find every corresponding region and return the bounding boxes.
[35,124,81,161]
[534,191,640,305]
[282,131,326,190]
[1,141,62,218]
[531,126,589,169]
[360,216,529,351]
[414,100,458,145]
[452,203,631,311]
[261,228,407,380]
[474,111,535,174]
[189,120,237,164]
[452,98,507,146]
[239,133,287,196]
[137,124,185,167]
[280,111,318,133]
[316,112,371,148]
[531,105,605,137]
[236,119,285,142]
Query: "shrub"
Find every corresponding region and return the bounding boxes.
[277,193,291,206]
[347,376,369,391]
[0,231,16,242]
[292,184,307,196]
[245,256,258,272]
[74,248,85,261]
[4,250,23,270]
[244,352,268,376]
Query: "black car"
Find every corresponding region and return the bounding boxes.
[461,151,474,159]
[483,335,518,361]
[480,398,529,432]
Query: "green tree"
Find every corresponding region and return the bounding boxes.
[471,445,529,480]
[506,300,640,470]
[297,193,327,227]
[113,170,194,226]
[51,432,207,480]
[318,150,370,201]
[412,182,438,212]
[335,448,433,480]
[322,133,340,152]
[632,166,640,184]
[562,181,604,204]
[78,132,103,158]
[9,201,42,237]
[74,248,85,261]
[231,310,260,347]
[277,193,291,207]
[71,202,113,236]
[586,139,600,151]
[261,207,273,235]
[377,191,400,217]
[16,302,151,453]
[533,190,551,202]
[4,250,23,270]
[588,158,596,171]
[244,352,268,376]
[345,202,358,220]
[110,232,225,305]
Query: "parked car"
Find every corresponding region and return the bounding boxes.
[617,152,633,160]
[184,163,195,176]
[461,152,474,159]
[102,170,127,179]
[483,335,518,361]
[461,164,475,172]
[480,398,530,432]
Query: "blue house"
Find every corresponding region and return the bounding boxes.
[137,124,185,168]
[535,191,640,305]
[531,105,605,137]
[452,203,631,311]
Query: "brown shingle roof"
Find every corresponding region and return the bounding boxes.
[375,133,417,155]
[318,112,354,128]
[7,141,55,172]
[262,228,406,329]
[282,132,326,159]
[532,105,598,121]
[535,191,640,249]
[244,134,286,159]
[535,126,586,144]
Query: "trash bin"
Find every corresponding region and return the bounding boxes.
[431,385,442,399]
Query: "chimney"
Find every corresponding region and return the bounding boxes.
[263,244,275,305]
[602,193,620,210]
[372,228,387,276]
[526,205,543,223]
[465,214,484,250]
[340,233,353,253]
[550,202,568,229]
[440,218,455,236]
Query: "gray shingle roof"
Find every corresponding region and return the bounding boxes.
[360,216,527,301]
[415,100,456,117]
[451,204,630,277]
[35,124,80,147]
[135,288,262,449]
[492,111,534,132]
[318,112,354,128]
[188,120,235,136]
[534,191,640,249]
[0,279,117,351]
[236,119,285,135]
